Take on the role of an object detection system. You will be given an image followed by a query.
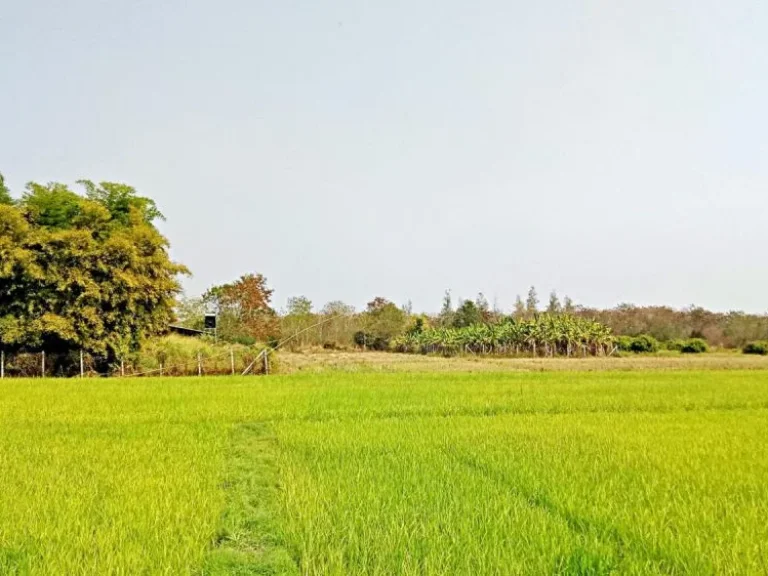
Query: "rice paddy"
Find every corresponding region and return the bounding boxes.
[1,369,767,574]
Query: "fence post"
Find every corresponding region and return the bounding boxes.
[197,353,202,376]
[42,350,46,378]
[80,350,84,378]
[1,349,4,379]
[120,359,125,377]
[263,350,269,375]
[230,349,235,376]
[160,363,164,376]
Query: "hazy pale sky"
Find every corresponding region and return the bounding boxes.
[1,1,766,313]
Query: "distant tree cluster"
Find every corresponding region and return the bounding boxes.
[393,315,613,357]
[177,280,768,355]
[576,303,768,349]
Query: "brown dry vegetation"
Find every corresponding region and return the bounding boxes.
[278,349,768,374]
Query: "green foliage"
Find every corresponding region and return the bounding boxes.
[0,178,187,367]
[21,182,85,228]
[615,336,634,352]
[77,180,164,225]
[453,299,483,328]
[616,334,660,353]
[0,173,12,205]
[405,314,429,336]
[547,291,562,315]
[680,338,708,354]
[743,341,768,355]
[360,297,407,349]
[393,315,613,357]
[353,330,389,351]
[664,338,709,354]
[203,274,279,343]
[666,339,686,352]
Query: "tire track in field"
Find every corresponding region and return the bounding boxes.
[258,402,768,425]
[198,423,299,576]
[442,447,711,575]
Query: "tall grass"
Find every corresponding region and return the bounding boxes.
[134,335,275,376]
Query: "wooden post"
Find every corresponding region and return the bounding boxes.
[120,359,125,377]
[230,349,235,376]
[263,350,269,375]
[1,349,4,379]
[80,350,84,378]
[160,363,164,376]
[42,351,46,378]
[197,353,202,376]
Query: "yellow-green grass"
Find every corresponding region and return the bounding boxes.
[1,371,767,574]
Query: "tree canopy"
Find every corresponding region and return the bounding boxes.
[0,173,12,205]
[0,177,187,370]
[202,273,280,344]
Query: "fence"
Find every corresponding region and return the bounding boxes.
[0,314,345,379]
[0,347,275,378]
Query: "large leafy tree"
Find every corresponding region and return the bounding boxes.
[204,273,279,343]
[453,299,483,328]
[0,173,12,205]
[0,178,188,370]
[356,297,407,349]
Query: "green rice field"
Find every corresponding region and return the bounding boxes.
[1,370,767,575]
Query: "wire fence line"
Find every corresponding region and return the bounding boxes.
[0,346,272,379]
[0,314,350,379]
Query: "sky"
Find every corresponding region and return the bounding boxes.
[1,0,767,313]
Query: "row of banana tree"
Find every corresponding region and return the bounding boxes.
[392,315,615,357]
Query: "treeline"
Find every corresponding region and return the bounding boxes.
[179,284,768,354]
[3,170,767,377]
[575,303,768,349]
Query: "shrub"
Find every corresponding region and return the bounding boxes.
[629,334,660,353]
[615,335,660,353]
[743,341,768,355]
[666,339,685,352]
[353,331,389,351]
[615,336,634,352]
[230,335,257,346]
[680,338,708,354]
